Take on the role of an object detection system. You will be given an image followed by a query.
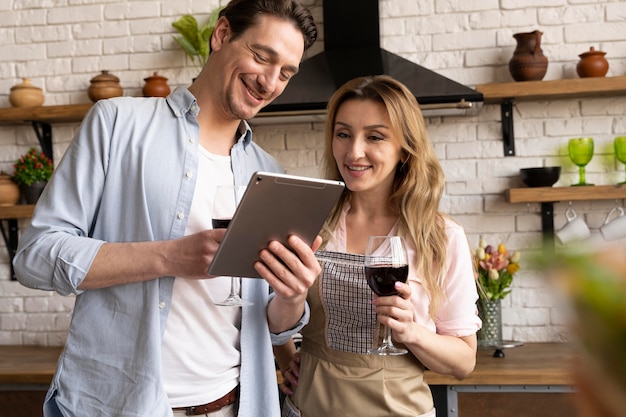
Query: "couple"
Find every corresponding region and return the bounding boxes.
[13,0,479,416]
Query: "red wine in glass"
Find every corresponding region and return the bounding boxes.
[366,264,409,296]
[212,218,231,229]
[365,235,409,355]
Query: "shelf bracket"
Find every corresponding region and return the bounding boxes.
[501,99,515,157]
[0,219,19,281]
[31,121,53,163]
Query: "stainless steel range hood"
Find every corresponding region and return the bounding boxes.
[253,0,483,123]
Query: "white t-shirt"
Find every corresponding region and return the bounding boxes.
[162,146,241,407]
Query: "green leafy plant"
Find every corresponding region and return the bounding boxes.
[474,238,521,301]
[172,7,224,71]
[12,148,53,186]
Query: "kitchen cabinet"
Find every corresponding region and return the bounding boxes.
[427,343,578,417]
[475,75,626,156]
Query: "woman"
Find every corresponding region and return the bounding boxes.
[275,75,481,417]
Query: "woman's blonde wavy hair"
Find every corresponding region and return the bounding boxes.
[320,75,448,318]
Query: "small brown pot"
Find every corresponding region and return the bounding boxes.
[508,30,549,82]
[0,172,20,206]
[9,78,45,108]
[576,47,609,78]
[143,72,171,97]
[88,71,123,102]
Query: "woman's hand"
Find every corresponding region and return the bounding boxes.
[279,351,301,396]
[372,281,415,345]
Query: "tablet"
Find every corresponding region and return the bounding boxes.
[208,171,345,278]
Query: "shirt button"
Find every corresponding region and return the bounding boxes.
[186,171,193,178]
[191,105,197,112]
[177,213,185,220]
[188,138,194,144]
[159,301,166,309]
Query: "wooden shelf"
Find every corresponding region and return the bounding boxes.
[0,205,35,220]
[506,185,626,204]
[0,103,92,125]
[476,76,626,104]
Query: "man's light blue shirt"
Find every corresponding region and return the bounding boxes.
[14,87,308,417]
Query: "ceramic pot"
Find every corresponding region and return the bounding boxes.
[20,181,47,204]
[576,47,609,78]
[508,30,548,82]
[88,71,123,102]
[0,172,20,206]
[143,72,171,97]
[9,78,45,108]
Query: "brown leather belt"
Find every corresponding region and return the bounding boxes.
[173,386,239,415]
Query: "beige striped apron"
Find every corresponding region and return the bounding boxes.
[283,251,435,417]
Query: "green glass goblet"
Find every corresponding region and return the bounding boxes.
[568,137,594,186]
[614,136,626,185]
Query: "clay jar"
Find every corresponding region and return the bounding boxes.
[508,30,549,82]
[576,47,609,78]
[142,72,171,97]
[88,70,123,102]
[0,172,20,206]
[9,78,45,107]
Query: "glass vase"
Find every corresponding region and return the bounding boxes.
[477,298,502,347]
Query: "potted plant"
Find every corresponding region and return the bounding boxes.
[12,147,53,204]
[171,6,224,72]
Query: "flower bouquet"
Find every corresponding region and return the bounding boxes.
[474,238,521,350]
[475,238,521,301]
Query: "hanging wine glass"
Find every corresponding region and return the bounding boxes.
[212,184,252,307]
[365,235,409,355]
[614,136,626,185]
[568,137,594,186]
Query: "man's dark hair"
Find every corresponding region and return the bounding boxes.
[220,0,318,51]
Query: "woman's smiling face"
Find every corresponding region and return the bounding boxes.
[332,98,404,196]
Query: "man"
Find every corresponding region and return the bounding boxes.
[13,1,318,416]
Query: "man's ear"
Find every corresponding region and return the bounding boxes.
[211,16,230,52]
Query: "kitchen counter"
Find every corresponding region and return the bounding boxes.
[0,343,578,417]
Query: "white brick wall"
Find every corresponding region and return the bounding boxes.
[0,0,625,346]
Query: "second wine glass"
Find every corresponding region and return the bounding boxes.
[212,184,251,307]
[365,235,409,355]
[614,136,626,184]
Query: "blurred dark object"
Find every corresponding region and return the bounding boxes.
[520,166,561,187]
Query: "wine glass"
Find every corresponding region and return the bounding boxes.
[365,235,409,355]
[212,184,251,307]
[568,137,594,186]
[614,136,626,184]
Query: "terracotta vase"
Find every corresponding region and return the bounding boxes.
[576,47,609,78]
[508,30,548,82]
[0,172,20,206]
[88,71,123,102]
[143,72,171,97]
[9,78,45,108]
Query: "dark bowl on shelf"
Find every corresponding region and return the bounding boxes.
[519,166,561,187]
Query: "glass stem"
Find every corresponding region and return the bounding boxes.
[229,277,238,297]
[579,166,586,184]
[382,325,395,348]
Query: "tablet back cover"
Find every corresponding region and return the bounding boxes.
[208,172,345,278]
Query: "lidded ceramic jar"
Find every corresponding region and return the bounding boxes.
[9,78,45,107]
[576,47,609,78]
[143,72,171,97]
[88,70,123,102]
[0,172,20,206]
